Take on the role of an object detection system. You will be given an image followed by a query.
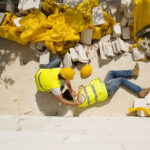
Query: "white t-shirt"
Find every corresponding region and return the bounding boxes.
[51,87,61,95]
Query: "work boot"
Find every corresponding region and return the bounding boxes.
[132,63,139,78]
[139,87,150,98]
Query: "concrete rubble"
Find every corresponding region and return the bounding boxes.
[39,50,51,67]
[63,52,72,68]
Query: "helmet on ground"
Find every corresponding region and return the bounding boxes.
[80,64,92,78]
[61,67,75,80]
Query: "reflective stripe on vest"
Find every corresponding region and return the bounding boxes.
[77,78,108,107]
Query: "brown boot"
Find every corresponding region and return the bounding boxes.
[139,87,150,98]
[132,63,139,78]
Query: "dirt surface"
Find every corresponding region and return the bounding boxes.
[0,38,150,116]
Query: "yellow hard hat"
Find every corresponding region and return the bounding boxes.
[80,64,92,78]
[61,67,75,80]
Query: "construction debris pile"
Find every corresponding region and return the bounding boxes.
[0,0,150,73]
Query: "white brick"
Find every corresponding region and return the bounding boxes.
[112,41,119,54]
[39,50,50,67]
[132,47,146,61]
[13,17,22,27]
[113,24,121,38]
[69,47,79,62]
[120,17,128,27]
[115,39,122,54]
[75,44,88,63]
[63,52,72,67]
[98,42,110,60]
[80,29,93,45]
[100,34,111,42]
[122,27,131,39]
[102,42,115,57]
[92,6,105,26]
[118,38,128,52]
[0,13,6,25]
[6,0,15,13]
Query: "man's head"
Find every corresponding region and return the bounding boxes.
[62,89,75,101]
[60,67,75,80]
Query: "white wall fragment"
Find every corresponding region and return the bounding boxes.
[98,42,110,60]
[132,48,146,61]
[100,34,111,42]
[13,17,22,27]
[75,44,88,63]
[39,50,50,67]
[113,24,121,38]
[69,47,79,62]
[120,17,128,27]
[102,42,115,57]
[80,29,93,45]
[92,6,105,26]
[63,52,72,68]
[122,27,131,39]
[118,38,128,52]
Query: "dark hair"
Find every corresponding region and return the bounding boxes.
[62,89,73,101]
[58,73,65,80]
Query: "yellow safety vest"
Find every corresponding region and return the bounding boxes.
[34,68,61,92]
[74,78,108,107]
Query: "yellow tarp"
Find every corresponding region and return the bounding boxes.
[0,0,116,54]
[133,0,150,40]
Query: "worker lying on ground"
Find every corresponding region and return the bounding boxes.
[35,57,82,106]
[63,63,150,107]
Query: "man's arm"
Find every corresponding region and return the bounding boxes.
[77,85,83,104]
[64,80,76,96]
[55,94,82,106]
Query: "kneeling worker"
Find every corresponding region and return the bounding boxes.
[35,67,82,106]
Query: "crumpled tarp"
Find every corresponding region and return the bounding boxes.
[133,0,150,40]
[0,0,116,54]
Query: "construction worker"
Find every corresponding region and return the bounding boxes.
[35,57,82,106]
[63,63,150,107]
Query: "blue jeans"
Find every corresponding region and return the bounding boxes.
[45,57,64,90]
[104,70,143,97]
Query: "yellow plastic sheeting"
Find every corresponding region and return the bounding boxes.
[42,0,71,15]
[75,0,116,40]
[0,13,24,44]
[133,0,150,40]
[32,10,87,54]
[18,10,47,44]
[129,107,150,117]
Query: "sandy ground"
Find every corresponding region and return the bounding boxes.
[0,37,150,117]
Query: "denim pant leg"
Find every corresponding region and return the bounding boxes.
[104,70,133,82]
[45,57,61,69]
[105,77,143,97]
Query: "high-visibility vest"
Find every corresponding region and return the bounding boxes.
[34,68,61,92]
[74,78,108,107]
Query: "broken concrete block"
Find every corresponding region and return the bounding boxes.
[115,38,122,54]
[112,41,119,55]
[29,42,46,51]
[69,47,79,62]
[118,38,128,52]
[13,17,22,27]
[122,27,130,39]
[113,24,121,38]
[39,50,50,67]
[119,0,131,13]
[75,44,88,63]
[6,0,15,13]
[63,52,72,68]
[120,17,128,27]
[92,6,105,26]
[133,48,146,61]
[124,1,133,19]
[100,34,111,42]
[18,0,41,12]
[80,29,93,45]
[102,42,115,57]
[0,12,6,25]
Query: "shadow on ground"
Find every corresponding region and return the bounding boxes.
[0,38,38,86]
[35,91,70,116]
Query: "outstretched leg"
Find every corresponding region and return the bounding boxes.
[104,63,139,82]
[105,77,143,97]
